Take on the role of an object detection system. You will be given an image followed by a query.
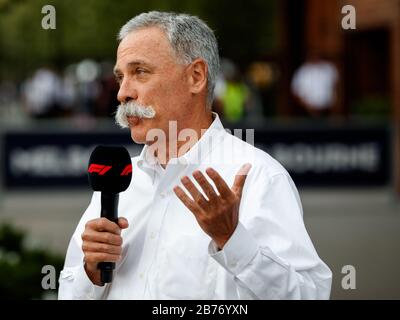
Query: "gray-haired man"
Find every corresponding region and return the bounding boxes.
[59,11,331,300]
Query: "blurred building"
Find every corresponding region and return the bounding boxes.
[279,0,400,195]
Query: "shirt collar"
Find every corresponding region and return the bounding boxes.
[137,112,225,175]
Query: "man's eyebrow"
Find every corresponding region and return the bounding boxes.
[113,60,154,75]
[127,60,152,68]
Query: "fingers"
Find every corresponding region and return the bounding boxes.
[82,241,122,255]
[173,185,201,214]
[82,228,123,246]
[86,218,122,234]
[232,163,252,197]
[205,167,233,199]
[82,217,128,266]
[84,251,121,263]
[192,170,218,201]
[117,217,129,229]
[174,165,252,213]
[180,176,209,208]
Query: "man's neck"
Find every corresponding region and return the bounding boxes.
[158,111,213,169]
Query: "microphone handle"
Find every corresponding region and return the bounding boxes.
[98,192,119,284]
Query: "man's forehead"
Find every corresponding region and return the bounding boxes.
[116,27,173,62]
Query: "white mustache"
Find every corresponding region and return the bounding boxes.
[115,101,156,128]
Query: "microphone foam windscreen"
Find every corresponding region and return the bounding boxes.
[88,145,132,193]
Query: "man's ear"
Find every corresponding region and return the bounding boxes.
[187,58,208,95]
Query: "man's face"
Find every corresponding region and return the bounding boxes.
[114,27,192,144]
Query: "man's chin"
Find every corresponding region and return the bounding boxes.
[128,117,147,144]
[130,128,147,144]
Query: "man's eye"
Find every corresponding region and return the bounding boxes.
[136,68,146,75]
[115,76,123,84]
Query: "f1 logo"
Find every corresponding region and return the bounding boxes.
[88,164,112,175]
[120,164,132,176]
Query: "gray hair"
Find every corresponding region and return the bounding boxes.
[118,11,220,108]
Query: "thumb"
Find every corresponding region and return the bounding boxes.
[117,217,129,229]
[232,163,252,197]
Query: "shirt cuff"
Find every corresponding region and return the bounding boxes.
[208,222,259,276]
[60,263,106,299]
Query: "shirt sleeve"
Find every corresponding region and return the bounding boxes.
[58,192,109,300]
[209,171,332,300]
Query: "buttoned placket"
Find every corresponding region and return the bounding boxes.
[132,114,224,298]
[138,159,189,298]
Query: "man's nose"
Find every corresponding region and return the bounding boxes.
[117,79,138,103]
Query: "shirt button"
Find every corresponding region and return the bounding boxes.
[160,191,167,198]
[139,273,144,279]
[229,261,237,268]
[150,232,156,240]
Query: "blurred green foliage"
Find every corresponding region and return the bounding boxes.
[0,223,64,299]
[0,0,277,80]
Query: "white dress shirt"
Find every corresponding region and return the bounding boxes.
[58,113,332,300]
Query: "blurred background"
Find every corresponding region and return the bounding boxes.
[0,0,399,299]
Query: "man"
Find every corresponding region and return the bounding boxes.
[58,11,332,299]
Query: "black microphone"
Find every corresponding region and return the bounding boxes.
[87,145,132,284]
